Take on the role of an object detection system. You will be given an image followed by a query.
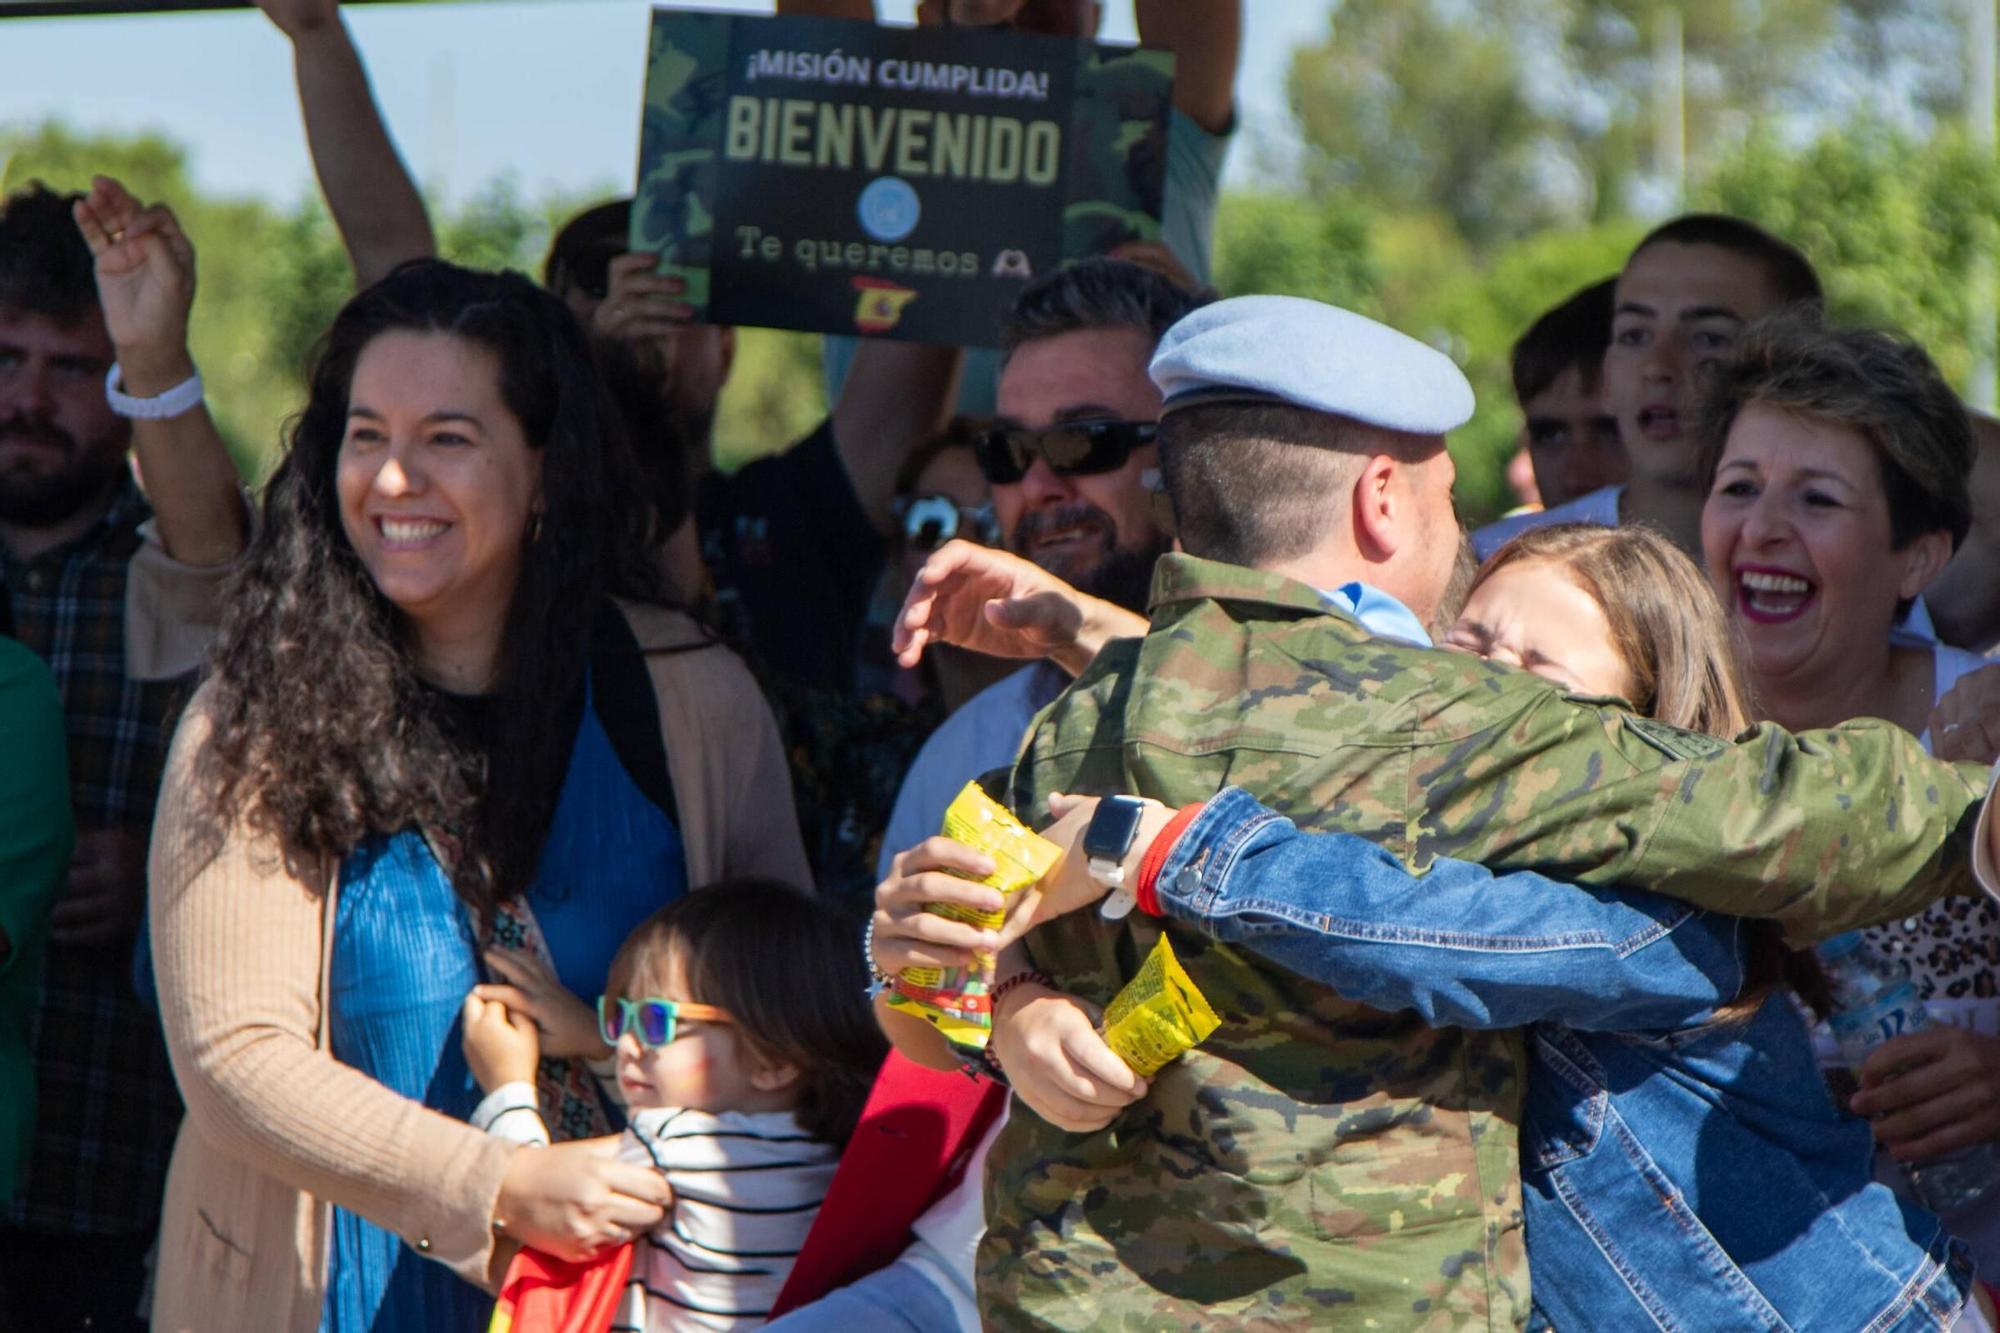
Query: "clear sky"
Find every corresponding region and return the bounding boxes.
[0,0,1335,208]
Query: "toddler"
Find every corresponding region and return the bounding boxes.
[464,879,886,1330]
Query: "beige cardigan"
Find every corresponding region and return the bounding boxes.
[147,602,809,1333]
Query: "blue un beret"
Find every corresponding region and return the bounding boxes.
[1149,295,1476,435]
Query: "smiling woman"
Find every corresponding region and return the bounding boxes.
[144,259,810,1333]
[1696,308,1977,742]
[335,330,545,692]
[1693,305,2000,1275]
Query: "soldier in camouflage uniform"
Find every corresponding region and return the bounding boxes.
[961,296,1998,1330]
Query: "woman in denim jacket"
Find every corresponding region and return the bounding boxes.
[1022,526,1986,1331]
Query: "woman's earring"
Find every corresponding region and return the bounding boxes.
[530,509,545,544]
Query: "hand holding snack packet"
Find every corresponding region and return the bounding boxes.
[1099,934,1222,1078]
[885,781,1062,1049]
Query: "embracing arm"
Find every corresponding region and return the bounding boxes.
[893,541,1148,679]
[258,0,435,287]
[1144,787,1745,1031]
[1403,683,1996,945]
[148,700,515,1285]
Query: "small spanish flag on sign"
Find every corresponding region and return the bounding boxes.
[851,277,919,334]
[487,1243,634,1333]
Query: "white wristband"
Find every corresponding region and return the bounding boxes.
[105,361,204,421]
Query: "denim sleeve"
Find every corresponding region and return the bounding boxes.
[1154,787,1748,1032]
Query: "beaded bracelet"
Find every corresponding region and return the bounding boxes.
[989,968,1054,1016]
[859,916,894,996]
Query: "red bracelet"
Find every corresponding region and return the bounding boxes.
[1135,804,1204,917]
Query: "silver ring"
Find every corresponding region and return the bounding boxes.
[1943,722,1964,735]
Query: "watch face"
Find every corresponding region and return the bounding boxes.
[1083,796,1147,861]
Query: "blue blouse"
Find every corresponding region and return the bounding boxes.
[319,679,686,1333]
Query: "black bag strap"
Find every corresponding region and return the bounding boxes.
[588,601,684,832]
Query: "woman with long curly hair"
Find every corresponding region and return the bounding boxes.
[145,260,809,1333]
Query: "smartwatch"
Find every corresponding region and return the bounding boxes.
[1084,795,1149,919]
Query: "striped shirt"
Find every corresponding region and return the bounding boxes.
[473,1092,836,1330]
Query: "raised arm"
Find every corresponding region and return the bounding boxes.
[258,0,436,287]
[1134,0,1241,134]
[1063,787,1748,1032]
[74,177,246,567]
[831,341,962,535]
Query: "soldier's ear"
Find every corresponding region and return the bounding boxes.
[1350,454,1402,560]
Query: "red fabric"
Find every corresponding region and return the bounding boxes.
[1136,804,1203,917]
[768,1050,1008,1316]
[488,1243,634,1333]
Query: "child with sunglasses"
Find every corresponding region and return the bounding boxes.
[462,880,886,1330]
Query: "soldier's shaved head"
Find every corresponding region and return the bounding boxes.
[1158,402,1362,566]
[1159,402,1448,567]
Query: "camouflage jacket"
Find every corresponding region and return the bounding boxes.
[979,554,1989,1332]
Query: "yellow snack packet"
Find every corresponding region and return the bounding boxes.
[885,781,1062,1050]
[1100,933,1222,1077]
[930,781,1063,949]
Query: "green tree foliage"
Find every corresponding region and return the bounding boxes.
[1287,0,1963,240]
[1267,0,1992,521]
[1216,200,1641,520]
[1698,121,2000,389]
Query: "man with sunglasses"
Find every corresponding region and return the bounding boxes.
[875,259,1203,882]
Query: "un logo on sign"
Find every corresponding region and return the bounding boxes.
[857,177,921,243]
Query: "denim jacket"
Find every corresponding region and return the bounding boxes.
[1151,786,1974,1332]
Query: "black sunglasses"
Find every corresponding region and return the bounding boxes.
[972,420,1157,486]
[897,494,1000,552]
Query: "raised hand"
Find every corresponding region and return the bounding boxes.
[72,176,195,394]
[593,253,697,346]
[894,539,1132,672]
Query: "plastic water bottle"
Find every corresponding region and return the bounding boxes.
[1817,931,2000,1213]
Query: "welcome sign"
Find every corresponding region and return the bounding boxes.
[633,11,1175,347]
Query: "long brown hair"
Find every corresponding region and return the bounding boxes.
[1478,523,1753,737]
[197,260,668,923]
[1474,522,1816,1018]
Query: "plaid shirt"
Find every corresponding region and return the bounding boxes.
[1,477,187,1237]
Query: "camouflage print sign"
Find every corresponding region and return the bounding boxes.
[633,10,1174,347]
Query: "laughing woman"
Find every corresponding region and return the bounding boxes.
[146,261,808,1333]
[1695,308,2000,1265]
